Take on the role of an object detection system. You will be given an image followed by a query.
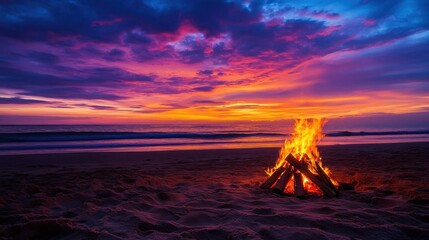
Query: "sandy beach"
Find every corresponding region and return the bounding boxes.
[1,142,429,239]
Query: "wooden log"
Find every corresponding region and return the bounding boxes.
[302,154,338,194]
[260,166,286,189]
[273,165,293,194]
[315,162,338,194]
[294,172,305,198]
[285,154,338,197]
[301,154,311,167]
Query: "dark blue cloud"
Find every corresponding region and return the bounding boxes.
[0,0,181,43]
[179,49,206,64]
[183,0,263,37]
[198,70,213,75]
[103,48,126,62]
[124,31,152,45]
[0,0,261,43]
[229,19,330,57]
[0,65,155,100]
[192,86,215,92]
[27,51,59,64]
[131,45,174,62]
[0,97,49,104]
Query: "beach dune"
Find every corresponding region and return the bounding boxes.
[1,142,429,239]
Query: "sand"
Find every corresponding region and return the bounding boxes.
[1,142,429,239]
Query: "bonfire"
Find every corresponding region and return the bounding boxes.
[261,119,339,197]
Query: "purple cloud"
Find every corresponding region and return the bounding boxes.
[0,65,156,100]
[103,48,126,62]
[20,87,126,101]
[192,86,215,92]
[0,97,49,104]
[27,51,59,64]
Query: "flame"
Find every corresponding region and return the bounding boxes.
[266,118,336,194]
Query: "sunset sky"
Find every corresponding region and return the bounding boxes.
[0,0,428,126]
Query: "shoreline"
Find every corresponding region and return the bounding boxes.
[1,140,429,157]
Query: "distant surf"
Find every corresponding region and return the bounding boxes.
[2,130,429,143]
[1,125,429,155]
[0,132,282,143]
[326,130,429,137]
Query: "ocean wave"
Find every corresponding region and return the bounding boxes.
[0,141,229,151]
[1,130,429,144]
[326,130,429,137]
[0,132,282,143]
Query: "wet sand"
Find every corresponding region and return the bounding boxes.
[1,142,429,239]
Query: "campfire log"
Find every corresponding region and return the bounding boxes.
[293,172,305,198]
[260,165,286,189]
[273,165,293,194]
[315,162,339,194]
[285,154,338,197]
[303,154,339,195]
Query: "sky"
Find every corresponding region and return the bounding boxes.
[0,0,428,126]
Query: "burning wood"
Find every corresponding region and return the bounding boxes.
[272,165,293,194]
[260,119,338,197]
[315,162,338,192]
[293,172,305,197]
[285,154,338,197]
[260,165,286,189]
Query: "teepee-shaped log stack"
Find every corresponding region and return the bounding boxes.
[261,154,338,197]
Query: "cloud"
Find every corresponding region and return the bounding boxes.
[192,100,225,105]
[27,51,59,64]
[0,115,96,124]
[229,19,332,58]
[129,104,182,114]
[192,86,214,92]
[198,70,213,75]
[297,32,429,95]
[20,87,126,100]
[131,45,174,62]
[103,48,126,62]
[0,97,49,104]
[124,30,152,44]
[224,31,429,102]
[74,103,117,110]
[161,103,187,109]
[0,0,182,43]
[0,65,155,100]
[1,0,424,67]
[183,0,263,37]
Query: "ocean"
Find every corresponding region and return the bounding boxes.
[1,124,429,155]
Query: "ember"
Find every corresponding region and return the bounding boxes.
[261,119,339,197]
